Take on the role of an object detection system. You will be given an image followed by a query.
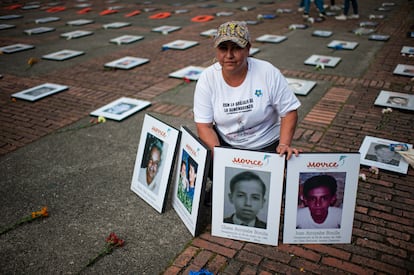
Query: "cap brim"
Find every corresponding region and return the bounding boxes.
[214,36,248,48]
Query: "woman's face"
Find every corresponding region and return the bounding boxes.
[216,41,250,74]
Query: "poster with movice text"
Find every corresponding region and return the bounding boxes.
[283,153,360,244]
[211,147,285,246]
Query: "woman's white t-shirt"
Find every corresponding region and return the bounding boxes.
[194,57,301,150]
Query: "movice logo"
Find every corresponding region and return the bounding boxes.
[307,155,347,169]
[151,126,167,138]
[232,154,271,168]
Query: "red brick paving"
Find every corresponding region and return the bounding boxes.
[1,0,414,274]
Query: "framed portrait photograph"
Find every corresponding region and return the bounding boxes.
[172,126,211,236]
[0,14,23,20]
[35,16,60,24]
[200,29,217,37]
[211,147,285,246]
[304,54,341,68]
[66,19,94,26]
[104,56,150,70]
[352,27,375,35]
[327,40,359,50]
[312,30,333,37]
[255,34,287,43]
[283,153,360,244]
[110,35,144,45]
[0,43,34,54]
[374,90,414,111]
[12,83,68,101]
[60,30,93,39]
[401,46,414,55]
[151,25,181,34]
[368,34,390,41]
[393,64,414,77]
[162,40,199,50]
[359,136,412,174]
[130,114,181,213]
[0,24,15,30]
[286,78,317,96]
[103,22,131,29]
[42,49,85,61]
[90,97,151,121]
[24,27,55,35]
[169,66,205,81]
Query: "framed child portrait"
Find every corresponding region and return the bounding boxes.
[283,153,360,244]
[171,126,211,236]
[211,147,285,246]
[359,136,412,174]
[90,97,151,121]
[12,83,68,101]
[130,114,180,213]
[374,90,414,111]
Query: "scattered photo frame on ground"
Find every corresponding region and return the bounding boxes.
[162,40,199,50]
[130,114,180,213]
[211,147,285,246]
[304,55,341,67]
[401,46,414,55]
[249,47,260,56]
[0,15,23,20]
[172,126,211,236]
[352,27,375,35]
[24,27,55,35]
[110,35,144,45]
[12,83,68,101]
[312,30,333,37]
[90,97,151,121]
[359,21,378,27]
[60,30,93,39]
[35,16,60,24]
[103,22,131,29]
[104,56,149,70]
[359,136,412,174]
[368,34,390,41]
[0,43,34,54]
[327,40,359,50]
[152,25,181,34]
[393,64,414,77]
[286,78,317,95]
[283,153,360,244]
[0,24,16,30]
[255,34,287,43]
[169,65,205,81]
[66,19,94,26]
[42,49,84,61]
[200,29,217,37]
[374,90,414,111]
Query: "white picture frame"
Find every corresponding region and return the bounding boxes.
[200,29,217,37]
[283,153,360,244]
[286,78,317,96]
[152,25,181,34]
[0,24,15,30]
[172,126,211,236]
[169,66,205,81]
[211,147,285,246]
[35,17,60,24]
[393,64,414,77]
[24,27,55,35]
[359,136,412,174]
[249,47,260,56]
[374,90,414,111]
[12,83,68,101]
[255,34,287,43]
[60,30,93,39]
[368,34,390,41]
[401,46,414,55]
[0,43,34,54]
[312,30,333,37]
[327,40,359,50]
[90,97,151,121]
[104,56,149,70]
[103,22,131,29]
[66,19,94,26]
[162,40,199,50]
[42,49,85,61]
[0,15,23,20]
[352,28,375,35]
[304,54,341,68]
[110,35,144,45]
[130,114,181,213]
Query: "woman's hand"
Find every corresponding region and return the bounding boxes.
[277,143,300,160]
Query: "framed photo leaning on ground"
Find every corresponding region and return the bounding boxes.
[211,147,285,246]
[130,114,180,213]
[283,153,360,244]
[171,126,211,236]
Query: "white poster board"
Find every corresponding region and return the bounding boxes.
[172,126,211,236]
[90,97,151,121]
[130,114,180,213]
[283,153,360,244]
[211,147,285,246]
[374,90,414,111]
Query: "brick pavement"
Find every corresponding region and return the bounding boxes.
[1,0,414,274]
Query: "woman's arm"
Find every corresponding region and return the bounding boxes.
[277,110,300,160]
[196,122,221,156]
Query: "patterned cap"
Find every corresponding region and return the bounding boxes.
[214,21,250,48]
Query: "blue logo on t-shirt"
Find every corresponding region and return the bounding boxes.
[254,89,263,97]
